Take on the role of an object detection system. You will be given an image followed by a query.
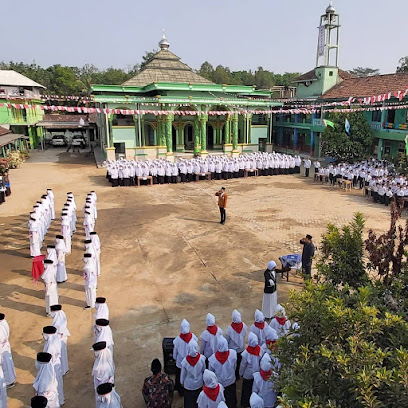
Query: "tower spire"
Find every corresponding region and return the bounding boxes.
[159,29,170,50]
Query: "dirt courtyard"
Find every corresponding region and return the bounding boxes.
[0,148,394,407]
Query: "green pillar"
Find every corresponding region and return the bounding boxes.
[377,138,383,160]
[200,113,208,153]
[153,128,157,146]
[165,114,174,152]
[133,116,139,147]
[215,124,221,146]
[232,113,239,151]
[224,119,230,145]
[108,116,114,147]
[141,116,145,146]
[194,119,201,154]
[158,116,166,146]
[248,114,252,144]
[180,124,185,147]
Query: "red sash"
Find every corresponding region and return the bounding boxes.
[215,351,229,364]
[231,322,243,333]
[207,325,217,335]
[246,345,261,356]
[254,321,265,330]
[186,354,200,367]
[203,384,220,401]
[260,370,272,381]
[275,316,287,326]
[180,332,192,343]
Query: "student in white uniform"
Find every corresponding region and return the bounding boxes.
[83,253,98,309]
[42,326,64,406]
[96,383,122,408]
[250,310,268,346]
[90,232,101,276]
[92,341,115,405]
[55,236,67,283]
[173,319,198,397]
[239,333,262,408]
[28,217,41,257]
[197,369,226,408]
[200,314,224,362]
[94,319,114,356]
[269,305,291,338]
[94,297,110,321]
[0,314,16,388]
[33,352,59,408]
[181,339,206,408]
[252,354,277,408]
[225,309,247,381]
[208,336,237,408]
[42,260,59,316]
[250,392,265,408]
[50,305,70,376]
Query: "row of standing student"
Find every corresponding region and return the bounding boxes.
[172,306,294,408]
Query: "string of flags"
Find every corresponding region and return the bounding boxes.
[3,102,408,116]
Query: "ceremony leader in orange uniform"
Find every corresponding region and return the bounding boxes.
[215,187,228,224]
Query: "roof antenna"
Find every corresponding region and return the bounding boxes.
[159,29,170,50]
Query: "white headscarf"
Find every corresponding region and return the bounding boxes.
[55,237,67,253]
[265,326,278,342]
[47,247,58,264]
[255,309,265,323]
[93,347,115,380]
[267,261,276,270]
[51,310,70,337]
[180,319,190,335]
[217,336,228,353]
[232,310,242,324]
[275,304,286,317]
[43,332,61,366]
[260,353,271,372]
[206,313,216,326]
[95,302,110,321]
[203,369,218,388]
[248,332,258,348]
[33,360,56,395]
[97,387,122,408]
[94,324,114,348]
[250,392,265,408]
[187,339,199,357]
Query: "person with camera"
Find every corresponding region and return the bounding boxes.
[300,234,315,278]
[215,187,228,225]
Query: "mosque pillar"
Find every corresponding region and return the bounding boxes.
[165,114,174,152]
[158,115,166,146]
[193,118,201,155]
[200,113,208,153]
[224,118,231,144]
[232,112,239,152]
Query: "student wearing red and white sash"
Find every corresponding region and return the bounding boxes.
[252,354,277,408]
[250,310,268,346]
[269,305,291,338]
[200,314,223,365]
[197,369,225,408]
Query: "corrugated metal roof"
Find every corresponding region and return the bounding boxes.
[0,70,45,88]
[0,133,26,147]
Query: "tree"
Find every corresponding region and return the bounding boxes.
[140,50,156,70]
[211,65,232,84]
[317,212,367,289]
[275,213,408,408]
[254,66,275,89]
[396,57,408,73]
[321,111,375,162]
[198,61,214,81]
[349,67,380,77]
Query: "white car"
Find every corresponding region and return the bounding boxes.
[50,135,66,146]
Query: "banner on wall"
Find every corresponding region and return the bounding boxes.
[318,25,326,57]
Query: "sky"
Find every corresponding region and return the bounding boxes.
[3,0,407,75]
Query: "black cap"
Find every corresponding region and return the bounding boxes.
[42,326,57,334]
[47,188,52,191]
[97,383,113,396]
[50,304,62,311]
[90,231,97,235]
[92,341,107,351]
[67,198,72,202]
[84,253,92,258]
[67,192,73,195]
[85,211,91,215]
[44,259,53,264]
[95,319,109,327]
[91,190,95,193]
[31,396,48,408]
[37,352,52,363]
[63,204,69,207]
[306,234,313,240]
[41,195,47,198]
[47,245,55,249]
[56,235,63,239]
[96,297,106,304]
[0,313,5,320]
[30,217,36,221]
[36,201,41,204]
[151,358,162,374]
[84,239,92,244]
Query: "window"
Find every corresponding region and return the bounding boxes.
[372,110,382,122]
[297,114,306,123]
[252,114,267,125]
[387,110,395,124]
[384,141,391,155]
[112,114,134,126]
[329,71,334,76]
[398,142,405,153]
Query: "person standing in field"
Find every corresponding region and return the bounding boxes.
[215,187,228,225]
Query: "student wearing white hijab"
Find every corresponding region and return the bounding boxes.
[250,392,265,408]
[90,231,101,276]
[239,333,261,408]
[208,337,237,408]
[225,309,247,381]
[28,216,41,257]
[269,305,291,338]
[181,339,206,408]
[42,326,64,406]
[94,319,114,355]
[60,214,71,255]
[47,189,55,220]
[96,383,123,408]
[0,314,16,388]
[47,245,58,265]
[33,352,59,408]
[83,211,95,239]
[173,319,198,397]
[260,326,278,358]
[197,369,225,408]
[0,355,6,408]
[83,253,98,309]
[92,342,115,404]
[54,236,67,283]
[250,310,268,346]
[42,260,59,316]
[200,314,224,361]
[252,354,277,408]
[95,298,110,321]
[50,305,70,375]
[262,261,277,320]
